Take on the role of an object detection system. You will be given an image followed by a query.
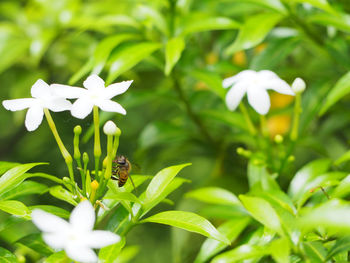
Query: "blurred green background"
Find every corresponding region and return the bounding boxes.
[1,0,350,262]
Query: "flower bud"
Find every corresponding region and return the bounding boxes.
[74,125,82,135]
[288,155,295,162]
[91,180,99,190]
[292,78,306,94]
[274,134,284,144]
[103,121,120,135]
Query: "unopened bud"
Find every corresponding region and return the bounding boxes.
[63,177,70,183]
[274,134,284,144]
[83,152,89,164]
[288,155,295,162]
[74,125,82,135]
[103,121,118,135]
[292,78,306,94]
[91,180,99,190]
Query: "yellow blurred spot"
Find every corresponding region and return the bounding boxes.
[80,197,88,202]
[270,93,294,109]
[254,43,267,54]
[206,52,219,65]
[91,180,99,190]
[194,81,209,91]
[232,51,246,66]
[267,115,291,137]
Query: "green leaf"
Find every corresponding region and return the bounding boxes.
[194,217,250,263]
[0,200,30,218]
[0,163,46,196]
[141,210,230,244]
[290,0,337,15]
[240,195,283,235]
[143,163,191,206]
[115,246,139,263]
[99,238,125,263]
[0,181,48,200]
[199,109,248,131]
[49,186,77,206]
[0,162,19,175]
[333,174,350,198]
[186,187,240,206]
[0,247,17,263]
[288,158,331,202]
[106,42,162,84]
[16,233,53,257]
[269,237,290,263]
[308,12,350,33]
[320,71,350,115]
[225,13,283,55]
[335,150,350,166]
[302,241,327,263]
[165,37,185,76]
[29,205,70,219]
[248,161,280,191]
[189,70,226,99]
[44,251,69,263]
[104,190,140,203]
[179,15,240,36]
[327,237,350,260]
[211,244,268,263]
[227,0,287,13]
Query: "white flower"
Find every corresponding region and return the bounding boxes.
[2,79,72,131]
[52,74,132,119]
[32,201,120,263]
[223,70,294,115]
[291,77,306,93]
[103,120,118,135]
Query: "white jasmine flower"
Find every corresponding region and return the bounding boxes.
[32,201,120,263]
[223,70,294,115]
[2,79,72,131]
[52,74,132,119]
[103,120,118,135]
[291,77,306,93]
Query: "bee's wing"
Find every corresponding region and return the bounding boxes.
[129,175,137,194]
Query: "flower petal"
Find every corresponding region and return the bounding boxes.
[264,79,294,96]
[65,245,97,263]
[31,79,51,99]
[83,74,105,91]
[104,80,133,99]
[71,98,94,119]
[96,100,126,115]
[2,98,35,111]
[52,84,87,99]
[247,86,270,115]
[85,230,121,248]
[222,70,256,88]
[43,232,68,249]
[25,105,44,131]
[69,201,95,231]
[32,209,70,233]
[225,82,247,111]
[257,70,279,81]
[47,98,72,112]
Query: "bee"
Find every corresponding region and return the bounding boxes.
[112,155,136,190]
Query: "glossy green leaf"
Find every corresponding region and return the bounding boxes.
[302,241,327,263]
[320,71,350,115]
[141,210,230,244]
[44,251,69,263]
[290,0,337,15]
[225,13,283,55]
[99,238,126,263]
[308,12,350,33]
[49,186,77,206]
[227,0,286,13]
[0,162,19,175]
[189,69,226,99]
[333,174,350,198]
[0,247,17,263]
[104,190,140,203]
[240,195,283,234]
[0,163,46,196]
[165,37,185,76]
[327,237,350,260]
[0,180,48,200]
[211,244,268,263]
[288,158,331,202]
[29,205,70,219]
[106,42,162,84]
[115,246,139,263]
[16,233,53,257]
[0,200,30,218]
[199,204,248,220]
[185,187,240,205]
[194,217,250,263]
[270,237,290,263]
[248,161,280,191]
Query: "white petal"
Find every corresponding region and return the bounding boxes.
[257,70,279,81]
[70,201,95,231]
[42,232,67,249]
[31,79,51,99]
[25,106,44,131]
[65,245,97,263]
[32,209,70,233]
[83,74,105,91]
[96,100,126,115]
[51,84,87,99]
[225,83,247,111]
[47,98,72,112]
[247,86,270,115]
[104,80,133,99]
[222,70,256,88]
[71,98,94,119]
[2,98,35,111]
[85,230,121,248]
[264,79,294,96]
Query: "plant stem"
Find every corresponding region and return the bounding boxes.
[93,106,102,180]
[290,93,301,141]
[44,109,75,184]
[239,103,257,135]
[260,115,268,137]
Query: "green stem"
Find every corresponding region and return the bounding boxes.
[44,109,75,184]
[260,115,268,137]
[239,103,257,135]
[93,106,102,179]
[290,93,301,141]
